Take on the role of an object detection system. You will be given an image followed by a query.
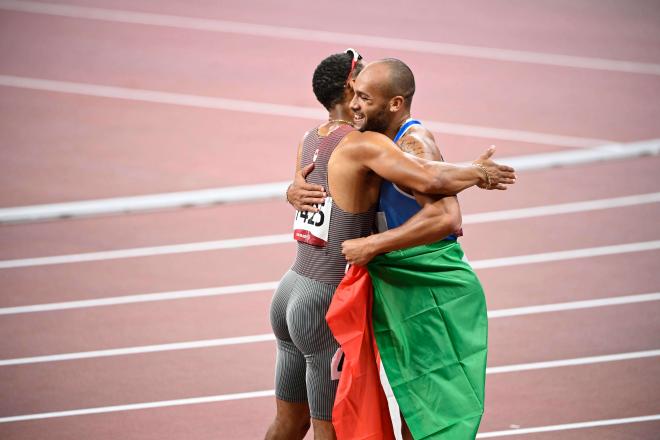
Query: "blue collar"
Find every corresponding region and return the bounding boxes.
[393,119,422,142]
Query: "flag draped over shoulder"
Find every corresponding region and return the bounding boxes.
[326,265,395,440]
[369,240,488,439]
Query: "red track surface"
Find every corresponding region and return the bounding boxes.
[1,1,659,439]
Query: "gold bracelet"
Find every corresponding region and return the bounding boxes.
[472,163,492,189]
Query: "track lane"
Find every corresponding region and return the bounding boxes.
[1,355,657,438]
[1,286,658,364]
[1,301,658,413]
[9,0,660,64]
[1,156,658,259]
[1,251,658,359]
[491,420,660,439]
[2,10,659,140]
[460,202,660,260]
[480,357,660,432]
[0,199,292,259]
[0,243,294,307]
[0,88,312,206]
[479,250,660,309]
[1,201,657,306]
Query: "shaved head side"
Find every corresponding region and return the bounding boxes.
[380,58,416,109]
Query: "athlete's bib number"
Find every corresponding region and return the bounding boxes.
[293,197,332,247]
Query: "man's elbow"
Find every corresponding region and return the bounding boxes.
[422,212,461,242]
[448,215,462,234]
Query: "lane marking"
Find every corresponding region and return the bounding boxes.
[0,139,658,224]
[0,234,293,269]
[0,351,658,422]
[464,192,660,223]
[0,334,277,366]
[2,192,659,268]
[1,293,658,365]
[1,0,660,75]
[485,349,660,374]
[1,241,658,314]
[0,282,280,315]
[470,240,660,270]
[476,414,660,438]
[0,389,277,423]
[487,292,660,318]
[0,74,608,148]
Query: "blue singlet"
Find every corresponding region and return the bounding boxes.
[376,119,458,241]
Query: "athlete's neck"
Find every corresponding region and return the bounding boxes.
[327,104,353,125]
[385,113,412,140]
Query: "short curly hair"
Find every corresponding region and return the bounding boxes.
[312,52,363,110]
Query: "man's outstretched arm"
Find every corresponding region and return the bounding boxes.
[288,132,515,211]
[350,131,515,196]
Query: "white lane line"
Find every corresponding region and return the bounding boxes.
[1,139,658,224]
[1,351,658,423]
[0,389,277,423]
[476,414,660,438]
[470,240,660,270]
[2,0,660,75]
[487,292,660,318]
[2,241,658,315]
[464,192,660,223]
[0,74,608,148]
[0,281,279,315]
[485,349,660,374]
[0,334,276,366]
[499,138,660,171]
[1,293,658,365]
[0,181,293,224]
[2,192,659,268]
[0,234,293,269]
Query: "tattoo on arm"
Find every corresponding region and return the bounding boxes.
[398,135,443,161]
[398,137,426,157]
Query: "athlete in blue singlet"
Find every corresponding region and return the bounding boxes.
[341,59,475,440]
[376,118,459,242]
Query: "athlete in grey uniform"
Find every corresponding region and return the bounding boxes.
[266,50,516,440]
[270,124,375,422]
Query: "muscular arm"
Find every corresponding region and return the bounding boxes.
[346,131,514,196]
[342,129,463,265]
[288,128,516,212]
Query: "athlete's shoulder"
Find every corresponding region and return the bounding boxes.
[399,124,441,160]
[406,123,436,143]
[340,130,392,151]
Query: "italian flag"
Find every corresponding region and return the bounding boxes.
[327,240,488,439]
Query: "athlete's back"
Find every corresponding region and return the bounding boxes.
[270,122,377,423]
[291,124,377,285]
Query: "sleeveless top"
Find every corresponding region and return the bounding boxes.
[376,119,459,241]
[292,125,376,286]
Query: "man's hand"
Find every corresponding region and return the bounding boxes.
[472,146,517,190]
[286,163,327,212]
[342,236,378,266]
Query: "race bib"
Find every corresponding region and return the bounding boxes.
[293,197,333,247]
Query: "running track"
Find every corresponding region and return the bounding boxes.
[0,1,659,439]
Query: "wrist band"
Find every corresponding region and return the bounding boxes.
[472,163,492,189]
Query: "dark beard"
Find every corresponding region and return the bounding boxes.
[359,107,391,134]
